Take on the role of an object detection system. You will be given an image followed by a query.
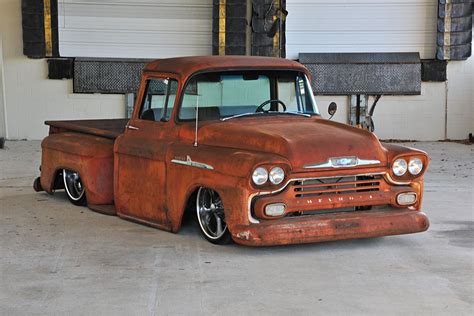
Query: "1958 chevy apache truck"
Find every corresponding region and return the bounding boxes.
[33,56,429,246]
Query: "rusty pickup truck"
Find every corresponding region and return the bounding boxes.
[34,56,429,246]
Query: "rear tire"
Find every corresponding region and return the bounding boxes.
[196,187,232,245]
[63,169,87,206]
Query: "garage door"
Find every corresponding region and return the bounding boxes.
[286,0,438,60]
[58,0,213,58]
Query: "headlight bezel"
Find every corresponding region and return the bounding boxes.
[251,164,289,188]
[252,167,269,186]
[408,158,423,176]
[392,158,408,176]
[389,154,427,180]
[269,167,285,185]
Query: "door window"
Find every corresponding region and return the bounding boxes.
[139,78,178,121]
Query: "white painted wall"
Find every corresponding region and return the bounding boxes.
[0,0,125,140]
[58,0,213,58]
[446,58,474,139]
[316,60,473,141]
[288,0,473,140]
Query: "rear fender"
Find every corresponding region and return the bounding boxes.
[40,133,115,205]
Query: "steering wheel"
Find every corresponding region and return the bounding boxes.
[255,99,287,113]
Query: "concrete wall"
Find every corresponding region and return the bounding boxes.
[0,0,125,140]
[0,0,472,140]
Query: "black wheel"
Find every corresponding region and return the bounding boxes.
[63,169,87,206]
[196,187,232,245]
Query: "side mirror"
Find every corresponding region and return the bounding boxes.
[328,102,337,119]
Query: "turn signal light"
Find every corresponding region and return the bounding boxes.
[264,203,286,217]
[397,192,417,205]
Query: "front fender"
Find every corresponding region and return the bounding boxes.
[165,143,285,232]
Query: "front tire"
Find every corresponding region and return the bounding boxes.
[63,169,87,206]
[196,187,232,245]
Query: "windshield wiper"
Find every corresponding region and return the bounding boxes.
[221,111,312,121]
[221,112,264,121]
[276,111,312,118]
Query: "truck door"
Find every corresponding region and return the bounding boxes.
[114,77,179,230]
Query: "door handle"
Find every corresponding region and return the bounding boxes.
[127,125,139,130]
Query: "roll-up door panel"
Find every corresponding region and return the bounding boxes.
[58,0,212,58]
[286,0,438,59]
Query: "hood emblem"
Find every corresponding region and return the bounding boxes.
[304,157,381,169]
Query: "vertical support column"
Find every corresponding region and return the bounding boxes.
[436,0,472,60]
[272,0,280,58]
[251,0,286,57]
[218,0,226,55]
[22,0,59,58]
[0,35,7,144]
[43,0,53,57]
[125,93,135,119]
[245,0,252,55]
[349,95,369,129]
[213,0,285,57]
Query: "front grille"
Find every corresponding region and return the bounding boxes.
[293,175,382,198]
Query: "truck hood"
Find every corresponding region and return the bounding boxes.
[197,117,387,170]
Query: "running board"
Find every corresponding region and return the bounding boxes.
[88,204,117,216]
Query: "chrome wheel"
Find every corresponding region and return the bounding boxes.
[196,187,231,244]
[63,169,86,206]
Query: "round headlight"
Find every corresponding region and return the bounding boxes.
[269,167,285,185]
[392,158,407,176]
[252,167,268,185]
[408,158,423,175]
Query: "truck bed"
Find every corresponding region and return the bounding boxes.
[45,119,129,139]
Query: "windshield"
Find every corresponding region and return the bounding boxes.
[178,70,319,121]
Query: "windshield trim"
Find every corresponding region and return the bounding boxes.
[221,111,312,121]
[175,69,319,123]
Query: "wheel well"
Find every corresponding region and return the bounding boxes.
[182,187,200,224]
[52,169,65,190]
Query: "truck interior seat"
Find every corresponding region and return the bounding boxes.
[219,105,257,116]
[180,107,221,121]
[141,108,162,121]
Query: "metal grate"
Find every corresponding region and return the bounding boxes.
[300,52,421,95]
[74,58,151,94]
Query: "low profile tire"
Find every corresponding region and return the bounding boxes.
[63,169,87,206]
[196,187,232,245]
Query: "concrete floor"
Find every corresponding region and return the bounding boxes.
[0,141,472,315]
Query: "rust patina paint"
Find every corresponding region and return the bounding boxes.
[36,56,430,246]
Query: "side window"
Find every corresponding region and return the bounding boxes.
[139,78,178,121]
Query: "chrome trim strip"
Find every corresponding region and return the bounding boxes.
[247,192,261,224]
[171,155,214,170]
[304,157,381,169]
[221,111,311,122]
[384,173,411,185]
[127,125,139,130]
